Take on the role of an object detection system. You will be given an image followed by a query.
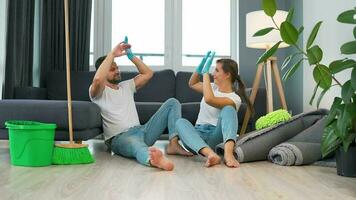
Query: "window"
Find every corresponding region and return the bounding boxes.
[111,0,165,66]
[92,0,238,71]
[182,0,231,67]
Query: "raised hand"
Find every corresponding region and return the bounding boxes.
[123,36,135,60]
[111,42,131,57]
[195,51,211,74]
[201,51,216,74]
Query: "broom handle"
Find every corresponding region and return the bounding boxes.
[64,0,74,144]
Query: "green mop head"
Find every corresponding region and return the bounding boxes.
[255,109,292,130]
[52,144,95,165]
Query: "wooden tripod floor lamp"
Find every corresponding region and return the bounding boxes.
[240,10,289,136]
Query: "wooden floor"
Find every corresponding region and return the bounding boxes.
[0,140,356,200]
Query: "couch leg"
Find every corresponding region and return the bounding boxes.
[75,141,82,144]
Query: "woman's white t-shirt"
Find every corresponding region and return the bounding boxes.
[195,83,241,126]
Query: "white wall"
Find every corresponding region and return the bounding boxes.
[0,0,7,99]
[303,0,355,111]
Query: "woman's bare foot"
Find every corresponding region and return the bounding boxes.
[205,153,221,167]
[199,147,221,167]
[224,154,240,168]
[223,140,239,168]
[166,138,194,156]
[149,147,174,171]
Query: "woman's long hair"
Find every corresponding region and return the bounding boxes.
[216,59,254,116]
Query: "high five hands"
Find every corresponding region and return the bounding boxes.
[111,41,131,57]
[195,51,216,74]
[123,36,135,60]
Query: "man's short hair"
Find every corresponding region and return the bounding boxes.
[95,56,107,70]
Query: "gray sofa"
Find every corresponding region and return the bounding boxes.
[0,70,266,141]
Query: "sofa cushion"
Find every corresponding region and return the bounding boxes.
[181,102,200,124]
[46,70,176,102]
[136,102,163,124]
[175,72,203,103]
[46,71,95,101]
[133,70,176,102]
[136,102,201,126]
[0,100,102,130]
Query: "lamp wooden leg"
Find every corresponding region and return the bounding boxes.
[240,63,264,136]
[271,60,288,110]
[266,59,274,113]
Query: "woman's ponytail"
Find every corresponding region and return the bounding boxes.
[235,75,254,116]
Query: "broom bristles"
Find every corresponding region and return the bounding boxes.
[52,146,95,165]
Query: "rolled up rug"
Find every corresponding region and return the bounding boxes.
[215,109,328,163]
[268,116,327,166]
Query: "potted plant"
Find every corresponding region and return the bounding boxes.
[254,0,356,177]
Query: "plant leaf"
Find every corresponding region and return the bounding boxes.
[341,40,356,55]
[253,27,275,37]
[281,55,292,71]
[337,9,356,24]
[280,21,299,45]
[347,101,356,118]
[298,26,304,35]
[354,27,356,39]
[343,133,356,152]
[282,58,303,81]
[256,41,282,64]
[309,82,320,106]
[313,64,332,89]
[286,8,294,23]
[326,97,343,126]
[281,52,301,71]
[307,45,323,65]
[321,121,342,158]
[262,0,277,17]
[341,80,354,103]
[307,21,323,49]
[337,104,351,141]
[329,58,356,74]
[352,67,356,90]
[317,87,329,108]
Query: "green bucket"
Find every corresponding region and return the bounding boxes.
[5,120,56,167]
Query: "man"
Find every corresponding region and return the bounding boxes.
[89,37,192,171]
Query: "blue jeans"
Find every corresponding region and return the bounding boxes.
[176,106,238,154]
[111,98,181,166]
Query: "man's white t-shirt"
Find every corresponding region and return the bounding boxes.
[89,79,140,141]
[195,83,241,126]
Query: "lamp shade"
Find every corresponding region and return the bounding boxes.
[246,10,289,49]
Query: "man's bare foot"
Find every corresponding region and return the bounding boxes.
[149,147,174,171]
[205,153,221,167]
[224,154,240,168]
[166,141,194,156]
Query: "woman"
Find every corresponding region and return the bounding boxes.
[176,51,254,168]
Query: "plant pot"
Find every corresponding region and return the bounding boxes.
[336,145,356,177]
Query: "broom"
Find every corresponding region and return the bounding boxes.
[52,0,94,165]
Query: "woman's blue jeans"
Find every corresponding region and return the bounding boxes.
[175,106,238,154]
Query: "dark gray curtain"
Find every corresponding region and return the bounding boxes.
[4,0,35,99]
[40,0,92,86]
